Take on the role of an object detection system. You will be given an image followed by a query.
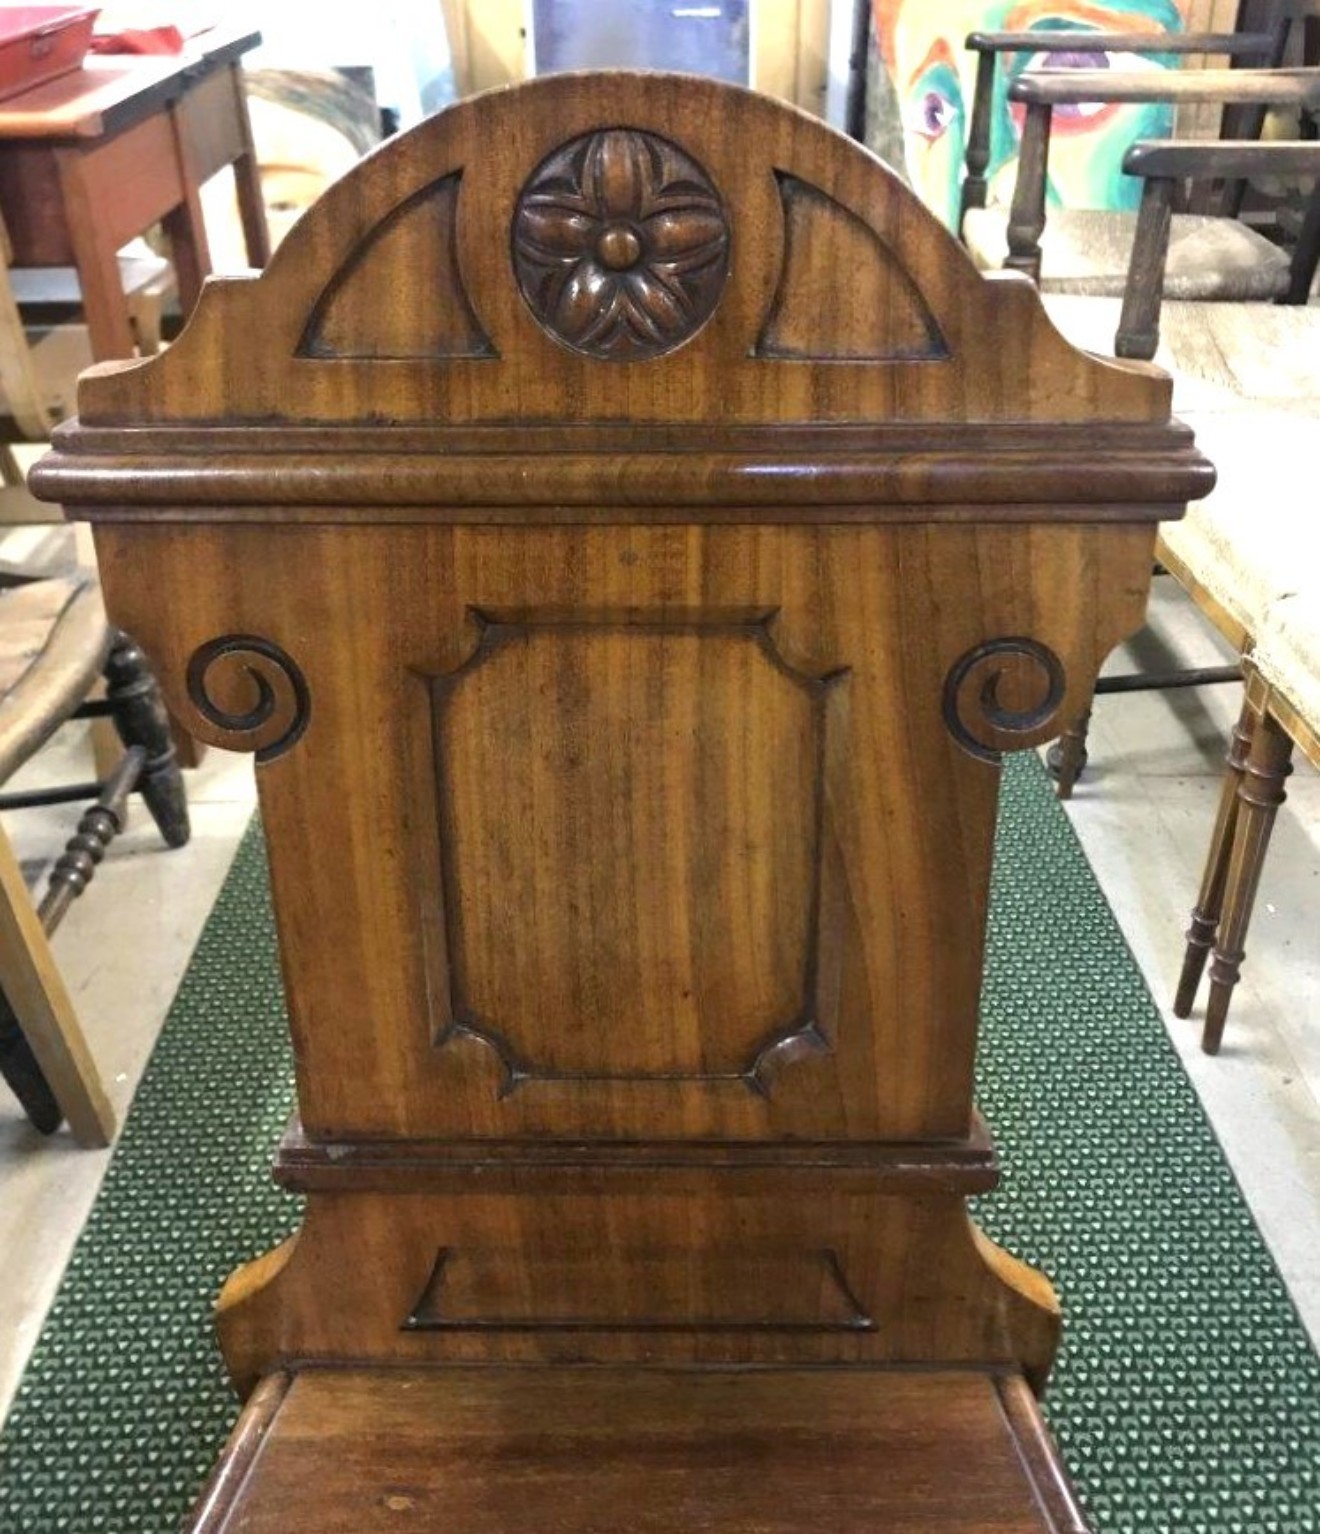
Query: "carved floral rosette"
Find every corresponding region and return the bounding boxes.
[512,127,730,361]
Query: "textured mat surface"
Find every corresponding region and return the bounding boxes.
[1,754,1318,1532]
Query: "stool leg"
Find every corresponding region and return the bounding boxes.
[1173,698,1255,1019]
[104,632,191,850]
[1202,711,1293,1055]
[1047,709,1091,800]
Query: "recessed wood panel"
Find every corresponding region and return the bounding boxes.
[431,617,839,1087]
[404,1246,873,1332]
[756,174,947,360]
[300,172,494,359]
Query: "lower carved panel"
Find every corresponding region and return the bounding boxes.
[214,1183,1060,1397]
[403,1246,874,1333]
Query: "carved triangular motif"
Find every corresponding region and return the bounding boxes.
[299,172,496,360]
[755,173,948,362]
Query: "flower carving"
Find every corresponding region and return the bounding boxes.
[512,129,730,361]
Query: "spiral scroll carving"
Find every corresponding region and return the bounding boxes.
[186,635,310,763]
[942,638,1066,762]
[512,128,730,361]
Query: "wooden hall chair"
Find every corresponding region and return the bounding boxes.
[33,73,1212,1531]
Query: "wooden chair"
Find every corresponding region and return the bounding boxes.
[0,578,189,1142]
[0,207,189,1141]
[33,73,1211,1528]
[958,20,1284,226]
[959,21,1318,306]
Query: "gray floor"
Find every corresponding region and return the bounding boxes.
[0,576,1316,1432]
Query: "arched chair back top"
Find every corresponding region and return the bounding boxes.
[63,71,1190,442]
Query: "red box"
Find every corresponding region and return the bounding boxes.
[0,6,100,103]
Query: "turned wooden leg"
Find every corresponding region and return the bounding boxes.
[104,632,191,849]
[1173,698,1254,1019]
[958,51,996,237]
[1005,101,1052,283]
[1202,710,1293,1055]
[1115,175,1174,363]
[1046,709,1091,800]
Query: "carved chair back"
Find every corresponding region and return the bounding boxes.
[34,74,1210,1391]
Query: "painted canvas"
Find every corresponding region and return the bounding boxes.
[870,0,1197,228]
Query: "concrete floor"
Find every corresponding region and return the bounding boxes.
[0,576,1316,1433]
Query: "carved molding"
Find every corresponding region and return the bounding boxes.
[942,638,1065,762]
[186,635,311,763]
[428,612,846,1097]
[512,128,730,361]
[403,1246,875,1332]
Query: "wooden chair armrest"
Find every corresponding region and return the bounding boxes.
[966,30,1275,57]
[1119,139,1320,328]
[1124,137,1320,179]
[1010,66,1320,108]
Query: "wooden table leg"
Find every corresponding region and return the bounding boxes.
[1202,709,1294,1055]
[227,64,271,269]
[0,818,115,1146]
[53,147,137,359]
[164,103,214,318]
[1173,695,1255,1020]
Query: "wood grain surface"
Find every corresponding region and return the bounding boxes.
[185,1366,1086,1534]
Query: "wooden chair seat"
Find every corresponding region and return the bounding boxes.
[963,206,1290,300]
[191,1365,1085,1533]
[8,249,174,355]
[0,576,109,779]
[1041,294,1320,403]
[1038,296,1320,645]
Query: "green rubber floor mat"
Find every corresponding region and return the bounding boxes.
[1,753,1317,1531]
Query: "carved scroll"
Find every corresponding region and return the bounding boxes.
[186,636,311,763]
[942,638,1066,762]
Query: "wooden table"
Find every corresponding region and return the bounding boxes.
[0,28,269,359]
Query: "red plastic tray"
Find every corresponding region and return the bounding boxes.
[0,6,100,103]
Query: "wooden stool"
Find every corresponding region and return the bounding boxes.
[34,73,1212,1530]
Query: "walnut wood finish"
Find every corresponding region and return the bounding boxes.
[1201,676,1295,1055]
[32,71,1212,1529]
[1174,695,1255,1021]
